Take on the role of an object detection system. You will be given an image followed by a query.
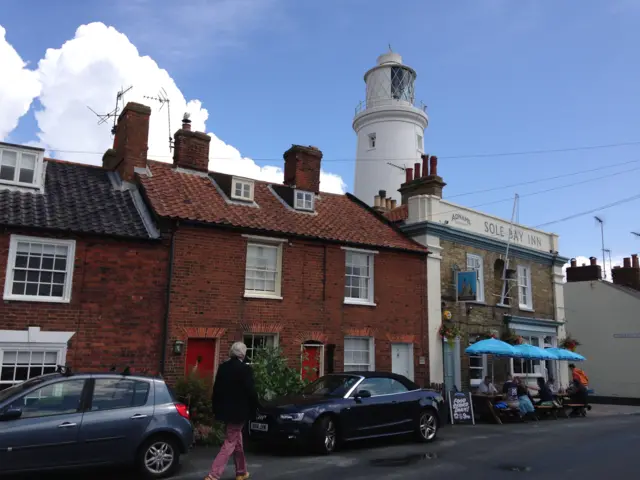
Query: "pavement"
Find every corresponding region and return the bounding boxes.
[10,404,640,479]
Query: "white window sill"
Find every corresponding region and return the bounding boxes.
[344,298,377,307]
[466,300,487,306]
[2,295,71,304]
[496,303,511,309]
[519,306,535,313]
[244,292,283,300]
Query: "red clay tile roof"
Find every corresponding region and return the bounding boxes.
[385,204,408,223]
[139,161,426,253]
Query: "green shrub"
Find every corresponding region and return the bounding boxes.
[251,347,309,401]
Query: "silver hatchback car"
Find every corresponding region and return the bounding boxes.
[0,368,193,478]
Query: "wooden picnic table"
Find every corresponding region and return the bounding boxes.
[471,393,504,424]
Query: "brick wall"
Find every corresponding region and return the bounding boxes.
[439,239,555,388]
[0,230,169,374]
[163,225,429,385]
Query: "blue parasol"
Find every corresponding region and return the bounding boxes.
[512,343,558,360]
[464,338,517,357]
[546,347,586,362]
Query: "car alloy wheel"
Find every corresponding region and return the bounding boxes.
[324,419,337,452]
[419,412,437,441]
[144,440,175,475]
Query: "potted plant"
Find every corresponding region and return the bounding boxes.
[439,323,462,346]
[560,335,581,352]
[501,329,524,345]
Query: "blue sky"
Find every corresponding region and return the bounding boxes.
[2,0,639,266]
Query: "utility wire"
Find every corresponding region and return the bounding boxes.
[534,193,640,228]
[45,139,640,163]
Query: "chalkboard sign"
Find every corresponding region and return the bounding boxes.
[448,391,475,425]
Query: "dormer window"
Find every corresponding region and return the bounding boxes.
[0,144,42,188]
[231,177,254,202]
[295,190,314,211]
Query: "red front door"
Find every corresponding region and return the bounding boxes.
[185,338,216,384]
[302,345,322,382]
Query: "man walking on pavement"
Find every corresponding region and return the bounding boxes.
[206,342,260,480]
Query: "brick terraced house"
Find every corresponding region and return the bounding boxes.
[0,140,168,390]
[382,154,570,392]
[102,102,430,385]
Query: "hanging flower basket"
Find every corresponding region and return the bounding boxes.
[475,331,498,341]
[439,323,462,346]
[560,336,581,352]
[501,329,524,345]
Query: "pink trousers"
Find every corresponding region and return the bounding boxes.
[209,423,247,479]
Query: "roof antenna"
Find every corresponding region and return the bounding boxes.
[144,88,173,151]
[387,162,405,171]
[87,85,133,136]
[595,216,606,280]
[388,43,393,52]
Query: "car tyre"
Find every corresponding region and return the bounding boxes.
[311,415,338,455]
[416,409,438,443]
[137,435,181,479]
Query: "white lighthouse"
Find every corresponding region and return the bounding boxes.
[353,51,428,206]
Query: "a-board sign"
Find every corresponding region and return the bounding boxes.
[448,391,475,425]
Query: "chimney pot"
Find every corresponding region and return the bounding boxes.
[106,102,151,182]
[429,155,438,177]
[386,198,392,210]
[374,195,381,208]
[589,256,597,266]
[414,162,421,178]
[623,257,632,268]
[390,199,397,209]
[632,254,639,269]
[422,154,429,177]
[379,189,386,199]
[181,113,192,131]
[570,258,577,268]
[405,167,413,183]
[283,145,323,193]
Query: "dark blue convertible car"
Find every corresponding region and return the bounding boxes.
[248,371,445,454]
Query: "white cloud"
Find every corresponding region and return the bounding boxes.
[562,254,626,283]
[31,22,345,193]
[0,25,41,141]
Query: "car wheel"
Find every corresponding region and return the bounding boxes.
[311,416,338,454]
[416,409,438,443]
[137,436,181,479]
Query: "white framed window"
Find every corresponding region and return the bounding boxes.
[517,265,533,310]
[417,134,423,153]
[3,236,76,303]
[368,133,376,149]
[511,335,542,377]
[466,253,485,303]
[468,338,487,387]
[294,190,314,211]
[0,350,61,390]
[231,177,254,201]
[244,242,283,299]
[344,337,375,372]
[243,333,278,364]
[0,145,42,188]
[344,249,375,305]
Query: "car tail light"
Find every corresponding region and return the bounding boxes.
[175,403,190,420]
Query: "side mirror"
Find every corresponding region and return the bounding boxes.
[0,407,23,421]
[354,390,372,402]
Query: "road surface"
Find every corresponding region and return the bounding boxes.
[11,413,640,479]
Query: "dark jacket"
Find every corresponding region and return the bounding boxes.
[211,357,260,424]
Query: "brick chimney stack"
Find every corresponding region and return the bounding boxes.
[283,145,322,193]
[373,190,396,213]
[173,114,211,172]
[565,256,603,283]
[611,254,640,291]
[397,154,446,205]
[102,102,151,182]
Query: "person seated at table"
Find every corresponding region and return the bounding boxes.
[535,377,559,407]
[477,376,498,395]
[567,379,588,411]
[546,376,558,394]
[502,375,520,410]
[515,377,536,420]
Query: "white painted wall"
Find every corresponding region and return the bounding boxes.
[564,281,640,399]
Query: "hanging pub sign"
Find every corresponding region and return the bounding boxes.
[448,391,475,425]
[455,270,478,302]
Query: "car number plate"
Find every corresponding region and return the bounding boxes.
[250,422,268,432]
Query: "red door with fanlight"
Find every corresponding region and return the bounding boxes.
[185,338,217,384]
[302,343,323,382]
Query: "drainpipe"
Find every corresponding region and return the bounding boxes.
[160,221,178,375]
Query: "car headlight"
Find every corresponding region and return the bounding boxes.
[280,412,305,421]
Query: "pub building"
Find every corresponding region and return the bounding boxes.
[383,154,571,392]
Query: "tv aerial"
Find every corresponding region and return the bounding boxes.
[144,88,173,151]
[87,85,133,135]
[387,162,405,171]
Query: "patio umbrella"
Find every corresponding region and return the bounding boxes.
[512,343,558,360]
[464,338,517,357]
[546,347,586,362]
